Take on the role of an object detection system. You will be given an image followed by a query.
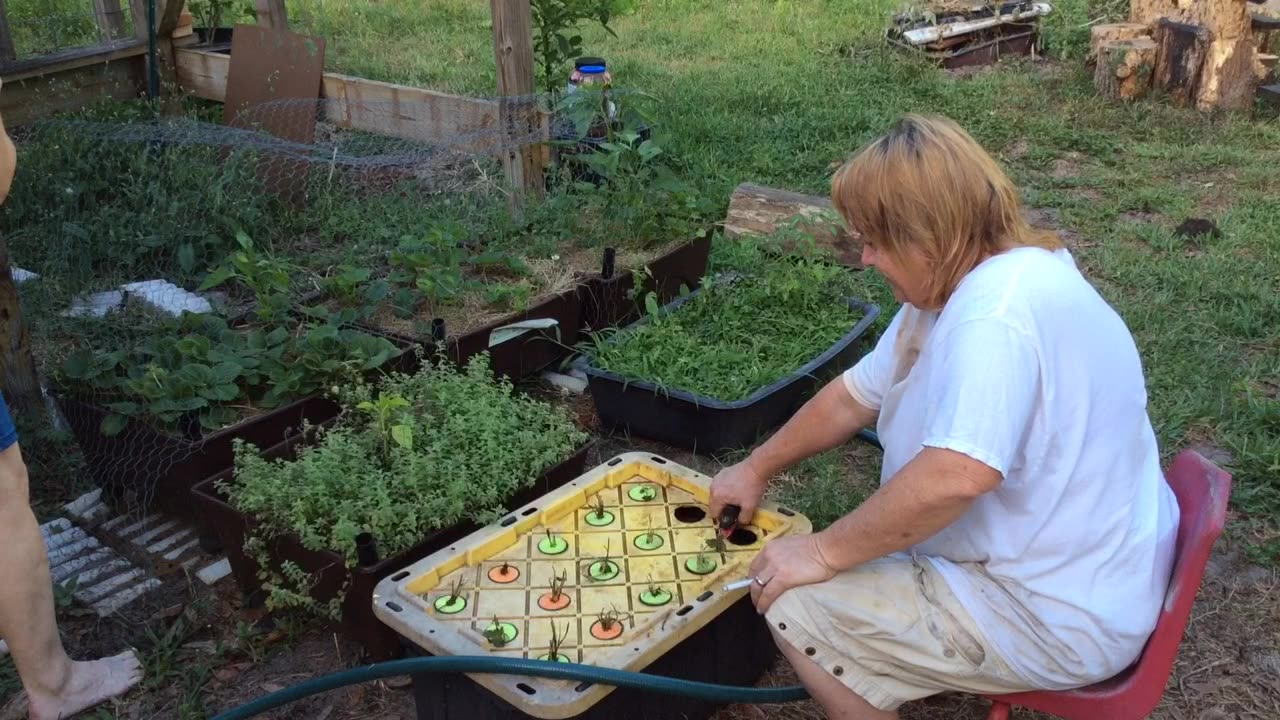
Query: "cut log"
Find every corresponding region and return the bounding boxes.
[1153,19,1212,106]
[724,183,862,268]
[1089,23,1151,62]
[1095,37,1159,100]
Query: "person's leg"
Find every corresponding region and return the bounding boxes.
[0,443,141,720]
[770,624,899,720]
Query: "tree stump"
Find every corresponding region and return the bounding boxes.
[1089,23,1151,63]
[1095,37,1160,100]
[1153,19,1213,106]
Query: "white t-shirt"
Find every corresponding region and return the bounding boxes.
[842,246,1180,689]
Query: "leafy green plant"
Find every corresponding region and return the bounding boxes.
[220,353,588,618]
[199,232,297,323]
[579,234,889,402]
[56,312,399,437]
[531,0,618,96]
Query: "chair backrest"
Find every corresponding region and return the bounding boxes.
[1130,450,1231,685]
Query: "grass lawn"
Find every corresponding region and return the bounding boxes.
[283,0,1280,560]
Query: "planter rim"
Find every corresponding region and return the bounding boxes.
[574,286,881,410]
[190,439,597,576]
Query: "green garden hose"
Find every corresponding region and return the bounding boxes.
[210,656,809,719]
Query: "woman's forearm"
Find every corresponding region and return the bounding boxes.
[813,446,1001,571]
[745,376,877,480]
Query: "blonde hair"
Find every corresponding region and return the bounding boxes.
[831,113,1060,308]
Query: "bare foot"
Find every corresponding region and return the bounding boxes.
[27,650,142,720]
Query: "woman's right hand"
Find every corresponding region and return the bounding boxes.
[709,459,769,527]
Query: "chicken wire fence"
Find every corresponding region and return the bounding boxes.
[3,88,643,553]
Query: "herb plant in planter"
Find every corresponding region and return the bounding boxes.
[193,353,591,658]
[575,236,885,454]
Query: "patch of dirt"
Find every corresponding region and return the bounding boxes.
[1022,207,1088,250]
[1004,139,1030,161]
[1051,153,1085,180]
[1120,210,1162,226]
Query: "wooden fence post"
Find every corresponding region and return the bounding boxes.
[491,0,545,203]
[255,0,288,32]
[93,0,128,41]
[0,0,17,62]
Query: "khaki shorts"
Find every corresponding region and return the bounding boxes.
[763,553,1037,711]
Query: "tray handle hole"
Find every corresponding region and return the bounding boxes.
[650,456,668,464]
[673,506,706,523]
[575,682,593,693]
[777,507,796,517]
[696,591,713,602]
[521,506,538,517]
[390,571,409,581]
[607,457,622,466]
[500,516,517,527]
[517,683,536,696]
[676,605,693,617]
[385,602,403,613]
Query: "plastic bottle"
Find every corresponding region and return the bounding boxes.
[567,56,616,119]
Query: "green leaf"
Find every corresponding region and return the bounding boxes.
[390,424,413,450]
[100,414,128,436]
[198,266,238,291]
[62,349,97,379]
[178,242,196,273]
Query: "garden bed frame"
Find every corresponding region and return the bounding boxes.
[192,428,595,661]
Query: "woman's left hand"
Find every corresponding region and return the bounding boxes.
[748,534,836,614]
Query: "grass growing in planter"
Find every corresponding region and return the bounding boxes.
[579,235,891,402]
[220,353,589,617]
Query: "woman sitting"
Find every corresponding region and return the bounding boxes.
[710,114,1179,720]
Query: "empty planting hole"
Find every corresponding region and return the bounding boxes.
[607,457,622,466]
[517,683,536,696]
[728,528,758,546]
[521,506,538,517]
[575,682,593,693]
[386,602,403,613]
[674,506,706,523]
[500,517,517,527]
[696,591,713,602]
[390,571,410,581]
[676,605,693,617]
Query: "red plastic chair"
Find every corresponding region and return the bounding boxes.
[982,450,1232,720]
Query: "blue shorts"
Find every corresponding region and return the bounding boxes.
[0,392,17,452]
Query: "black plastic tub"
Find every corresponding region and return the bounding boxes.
[575,290,880,455]
[192,436,594,661]
[577,233,713,332]
[403,594,776,720]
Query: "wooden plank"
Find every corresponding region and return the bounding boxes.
[490,0,544,199]
[255,0,288,31]
[94,0,129,40]
[129,0,148,42]
[224,25,324,204]
[724,182,863,268]
[1,40,146,83]
[0,55,145,126]
[173,47,228,100]
[176,47,551,156]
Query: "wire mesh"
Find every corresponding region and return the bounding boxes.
[0,82,708,542]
